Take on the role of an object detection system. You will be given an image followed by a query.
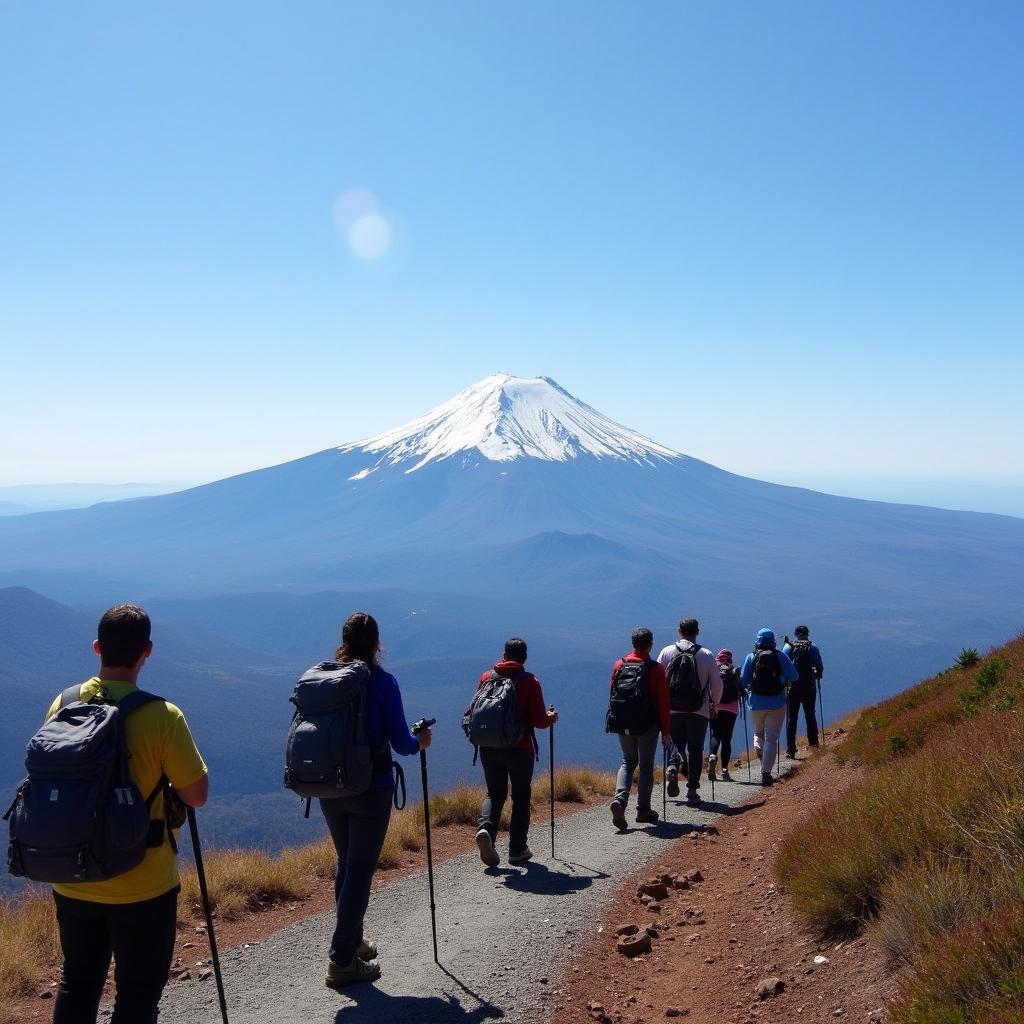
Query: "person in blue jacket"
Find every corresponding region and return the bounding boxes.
[320,612,431,988]
[783,625,825,757]
[740,628,798,786]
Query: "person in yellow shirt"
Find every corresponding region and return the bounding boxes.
[48,604,209,1024]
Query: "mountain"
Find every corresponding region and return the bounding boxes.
[1,372,1023,838]
[0,482,184,514]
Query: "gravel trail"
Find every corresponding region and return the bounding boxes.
[159,765,791,1024]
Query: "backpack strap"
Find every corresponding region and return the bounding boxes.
[58,683,84,709]
[115,689,166,714]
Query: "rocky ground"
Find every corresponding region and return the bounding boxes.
[554,743,896,1024]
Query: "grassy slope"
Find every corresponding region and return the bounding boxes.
[777,635,1024,1024]
[0,766,615,1024]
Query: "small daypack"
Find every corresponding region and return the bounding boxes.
[5,685,174,884]
[463,671,526,750]
[719,664,742,704]
[750,648,784,696]
[667,643,708,713]
[606,660,658,735]
[284,661,394,806]
[789,640,816,684]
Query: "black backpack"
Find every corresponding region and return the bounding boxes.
[5,685,178,884]
[667,642,708,713]
[606,659,658,735]
[749,648,785,696]
[719,664,741,704]
[284,661,394,805]
[463,671,526,750]
[789,639,816,684]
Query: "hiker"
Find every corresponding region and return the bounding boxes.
[709,649,742,782]
[658,619,722,808]
[314,612,431,988]
[468,637,557,867]
[43,605,209,1024]
[739,628,799,786]
[783,625,825,757]
[606,627,671,830]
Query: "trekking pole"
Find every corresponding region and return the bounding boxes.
[662,744,668,821]
[186,806,230,1024]
[817,676,826,746]
[742,698,752,783]
[707,721,715,803]
[548,706,556,859]
[413,718,439,964]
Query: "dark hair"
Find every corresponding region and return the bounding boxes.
[335,612,380,667]
[504,637,528,663]
[794,624,810,637]
[631,627,654,651]
[97,604,151,668]
[678,618,699,640]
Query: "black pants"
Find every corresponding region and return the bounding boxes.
[710,710,738,767]
[321,786,393,967]
[478,746,535,854]
[669,713,709,795]
[787,680,819,753]
[52,885,178,1024]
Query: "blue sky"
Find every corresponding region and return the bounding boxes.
[2,2,1021,496]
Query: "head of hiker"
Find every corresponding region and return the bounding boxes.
[794,624,810,639]
[286,611,428,989]
[504,636,527,664]
[336,610,381,666]
[632,626,654,654]
[755,627,776,649]
[12,603,210,1023]
[716,648,733,667]
[94,602,153,676]
[678,617,699,640]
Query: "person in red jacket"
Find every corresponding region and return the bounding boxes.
[472,637,557,868]
[608,627,671,830]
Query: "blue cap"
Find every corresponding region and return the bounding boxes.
[755,627,776,648]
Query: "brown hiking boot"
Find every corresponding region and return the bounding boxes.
[326,955,382,988]
[636,808,659,824]
[356,939,377,961]
[610,799,627,832]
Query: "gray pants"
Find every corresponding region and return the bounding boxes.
[614,725,659,811]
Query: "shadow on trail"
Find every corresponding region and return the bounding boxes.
[498,859,601,895]
[334,969,504,1023]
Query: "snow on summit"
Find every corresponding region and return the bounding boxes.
[340,373,679,475]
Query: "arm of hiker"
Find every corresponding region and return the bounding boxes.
[705,650,723,709]
[381,672,421,757]
[777,650,799,685]
[740,654,754,688]
[813,646,824,679]
[162,705,209,807]
[525,676,553,730]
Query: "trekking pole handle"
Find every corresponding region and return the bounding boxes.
[412,718,436,734]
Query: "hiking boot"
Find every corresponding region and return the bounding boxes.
[707,754,717,781]
[666,766,680,798]
[475,828,500,868]
[610,799,628,832]
[786,748,797,760]
[356,939,378,961]
[762,772,774,787]
[635,808,659,824]
[721,769,732,782]
[326,956,382,988]
[508,847,533,864]
[685,791,701,808]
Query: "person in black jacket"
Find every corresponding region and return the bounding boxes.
[782,625,824,758]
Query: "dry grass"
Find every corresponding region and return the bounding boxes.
[777,636,1024,1024]
[0,890,59,1023]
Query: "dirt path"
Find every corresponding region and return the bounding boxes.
[553,747,897,1024]
[157,762,793,1023]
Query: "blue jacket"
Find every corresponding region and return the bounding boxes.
[783,641,824,684]
[364,666,421,788]
[740,642,798,712]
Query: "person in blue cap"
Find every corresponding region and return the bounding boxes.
[739,628,798,786]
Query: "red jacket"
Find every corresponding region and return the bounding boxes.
[474,659,551,753]
[609,650,671,737]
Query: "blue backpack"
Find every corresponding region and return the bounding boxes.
[5,685,180,883]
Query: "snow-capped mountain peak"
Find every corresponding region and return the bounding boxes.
[339,373,680,475]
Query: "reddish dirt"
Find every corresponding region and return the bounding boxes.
[16,791,607,1020]
[553,745,898,1024]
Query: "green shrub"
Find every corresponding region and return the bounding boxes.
[956,648,981,669]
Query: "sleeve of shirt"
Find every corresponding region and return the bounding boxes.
[813,646,824,678]
[525,675,551,730]
[704,651,723,706]
[381,673,420,757]
[609,658,623,691]
[740,654,754,687]
[656,645,674,672]
[650,662,671,735]
[782,643,792,657]
[161,705,208,790]
[777,650,799,684]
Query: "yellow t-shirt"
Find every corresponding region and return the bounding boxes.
[47,677,208,905]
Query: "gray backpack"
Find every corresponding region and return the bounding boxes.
[284,661,394,808]
[463,670,526,751]
[5,685,177,884]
